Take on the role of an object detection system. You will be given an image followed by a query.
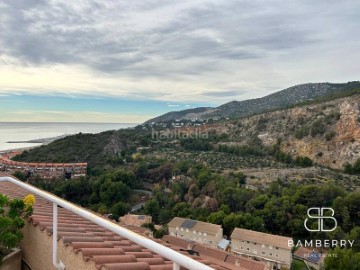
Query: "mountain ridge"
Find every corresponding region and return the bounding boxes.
[145,81,360,123]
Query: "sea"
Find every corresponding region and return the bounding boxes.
[0,122,137,151]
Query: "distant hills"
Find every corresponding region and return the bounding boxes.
[145,81,360,123]
[13,81,360,172]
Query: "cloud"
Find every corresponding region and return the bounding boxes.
[203,90,246,97]
[0,0,359,105]
[2,110,149,123]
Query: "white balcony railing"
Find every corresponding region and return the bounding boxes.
[0,176,214,270]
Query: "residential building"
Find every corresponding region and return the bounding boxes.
[231,228,292,270]
[0,151,87,179]
[294,247,325,270]
[163,235,269,270]
[120,214,152,227]
[168,217,223,248]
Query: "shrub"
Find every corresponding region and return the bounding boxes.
[325,131,336,141]
[295,156,313,167]
[294,126,309,139]
[0,194,33,262]
[310,119,326,137]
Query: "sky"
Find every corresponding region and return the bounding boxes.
[0,0,359,123]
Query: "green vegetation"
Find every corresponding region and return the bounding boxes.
[325,248,360,270]
[310,119,326,137]
[343,158,360,174]
[0,194,32,262]
[291,259,308,270]
[12,129,150,171]
[294,126,309,139]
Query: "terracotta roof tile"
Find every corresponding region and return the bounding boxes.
[149,265,173,270]
[92,254,137,264]
[124,252,154,258]
[101,262,150,270]
[137,258,165,265]
[78,248,125,256]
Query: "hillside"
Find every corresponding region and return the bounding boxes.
[202,93,360,171]
[145,81,360,123]
[12,88,360,183]
[12,129,150,170]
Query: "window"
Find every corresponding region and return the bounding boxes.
[262,251,266,255]
[247,248,250,251]
[241,247,243,250]
[276,247,279,250]
[270,253,272,256]
[254,243,257,245]
[209,240,212,244]
[247,241,250,244]
[276,254,279,258]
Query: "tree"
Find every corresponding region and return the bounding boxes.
[172,202,191,218]
[158,209,172,224]
[99,180,130,207]
[12,171,27,182]
[324,248,360,270]
[111,202,131,217]
[207,211,226,225]
[144,200,160,223]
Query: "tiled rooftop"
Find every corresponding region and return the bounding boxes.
[0,180,243,270]
[168,217,222,235]
[294,247,325,264]
[231,228,292,250]
[120,214,152,227]
[162,235,267,270]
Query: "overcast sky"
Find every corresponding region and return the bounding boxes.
[1,0,359,122]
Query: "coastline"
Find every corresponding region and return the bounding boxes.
[0,122,136,153]
[0,145,41,153]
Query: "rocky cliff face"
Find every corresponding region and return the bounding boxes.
[257,97,360,169]
[193,95,360,170]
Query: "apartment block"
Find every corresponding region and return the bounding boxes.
[231,228,292,270]
[0,151,87,179]
[168,217,223,248]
